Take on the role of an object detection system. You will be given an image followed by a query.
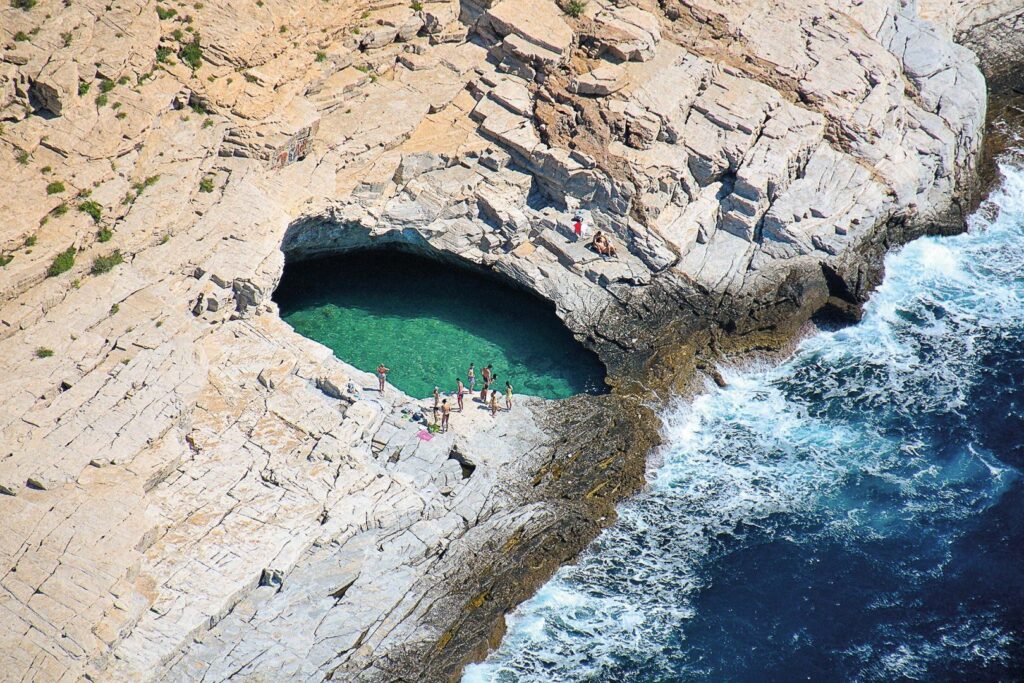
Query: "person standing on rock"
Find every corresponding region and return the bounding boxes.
[441,399,451,433]
[433,386,441,412]
[505,380,514,412]
[467,363,476,392]
[489,389,499,417]
[376,363,390,392]
[456,378,466,412]
[480,364,493,402]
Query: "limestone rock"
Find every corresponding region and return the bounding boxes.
[31,59,79,116]
[570,64,626,96]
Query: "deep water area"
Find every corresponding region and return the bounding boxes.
[464,162,1024,681]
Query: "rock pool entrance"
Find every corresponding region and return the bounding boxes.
[273,249,607,400]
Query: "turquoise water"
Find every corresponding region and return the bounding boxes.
[274,250,607,400]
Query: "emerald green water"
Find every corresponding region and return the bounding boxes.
[274,250,607,400]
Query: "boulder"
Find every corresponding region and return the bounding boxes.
[570,64,626,96]
[592,6,660,62]
[31,59,78,116]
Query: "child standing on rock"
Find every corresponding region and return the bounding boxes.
[489,389,499,417]
[467,363,476,392]
[505,381,514,412]
[441,399,451,433]
[456,378,465,412]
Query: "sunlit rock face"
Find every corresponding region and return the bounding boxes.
[0,0,1010,680]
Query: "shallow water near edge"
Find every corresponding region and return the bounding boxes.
[274,250,606,400]
[464,160,1024,682]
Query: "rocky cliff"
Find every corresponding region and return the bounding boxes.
[0,0,1017,681]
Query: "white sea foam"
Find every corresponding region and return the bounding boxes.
[464,161,1024,682]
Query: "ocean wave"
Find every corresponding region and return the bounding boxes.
[464,160,1024,682]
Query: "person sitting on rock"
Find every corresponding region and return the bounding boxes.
[592,231,618,258]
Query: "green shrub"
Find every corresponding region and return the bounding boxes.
[202,117,214,128]
[78,200,102,223]
[156,46,172,63]
[46,181,65,195]
[0,253,12,267]
[97,228,113,242]
[16,150,29,165]
[78,81,91,96]
[172,28,184,41]
[91,250,123,274]
[109,303,120,315]
[180,36,203,69]
[11,0,37,10]
[35,347,54,358]
[315,50,327,62]
[99,78,115,93]
[95,93,108,107]
[199,176,214,193]
[61,31,73,47]
[132,175,160,194]
[118,75,129,85]
[156,5,176,19]
[47,245,76,277]
[562,0,586,17]
[410,1,423,10]
[14,30,29,41]
[41,165,51,174]
[24,235,36,247]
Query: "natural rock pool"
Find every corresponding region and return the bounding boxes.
[274,249,607,400]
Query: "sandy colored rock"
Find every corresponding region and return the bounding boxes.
[0,0,1016,681]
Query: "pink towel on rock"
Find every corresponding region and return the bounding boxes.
[417,430,433,441]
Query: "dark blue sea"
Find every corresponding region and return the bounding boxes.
[464,159,1024,682]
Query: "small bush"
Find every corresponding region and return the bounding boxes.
[95,93,108,107]
[78,81,91,96]
[156,5,176,19]
[47,245,76,277]
[0,253,12,267]
[198,176,214,193]
[180,35,203,69]
[172,28,184,41]
[202,117,214,128]
[156,46,172,63]
[24,235,36,247]
[51,203,68,217]
[16,150,29,165]
[14,30,29,41]
[97,228,113,242]
[118,75,129,85]
[562,0,587,17]
[61,31,73,47]
[109,303,120,315]
[91,250,123,274]
[132,175,160,195]
[78,200,102,223]
[279,24,287,33]
[46,181,65,195]
[41,165,51,174]
[116,111,127,120]
[315,50,327,63]
[410,1,423,10]
[99,78,115,93]
[11,0,37,10]
[35,347,54,358]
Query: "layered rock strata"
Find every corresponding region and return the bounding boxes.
[0,0,1014,681]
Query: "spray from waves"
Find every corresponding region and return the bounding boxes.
[464,161,1024,683]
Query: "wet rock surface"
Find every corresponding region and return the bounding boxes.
[0,0,1019,681]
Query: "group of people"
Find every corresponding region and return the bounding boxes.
[375,361,514,435]
[571,213,618,258]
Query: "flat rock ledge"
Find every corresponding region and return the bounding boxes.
[1,0,1021,682]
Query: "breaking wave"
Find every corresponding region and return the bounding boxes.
[464,159,1024,682]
